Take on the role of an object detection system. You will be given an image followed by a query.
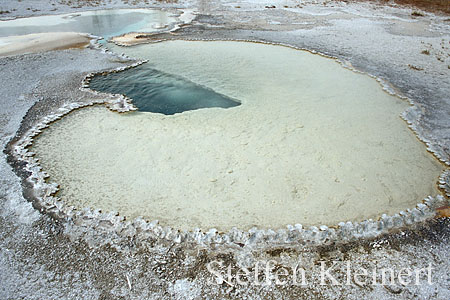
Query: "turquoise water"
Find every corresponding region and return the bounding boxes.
[0,9,175,40]
[89,64,240,115]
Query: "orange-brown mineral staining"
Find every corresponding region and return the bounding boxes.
[436,206,450,218]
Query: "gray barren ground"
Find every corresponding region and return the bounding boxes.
[0,0,449,299]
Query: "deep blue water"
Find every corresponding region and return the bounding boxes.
[89,65,240,115]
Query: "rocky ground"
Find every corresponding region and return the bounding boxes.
[0,0,449,299]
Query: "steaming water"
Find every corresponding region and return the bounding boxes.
[0,9,175,40]
[89,66,240,114]
[32,41,444,230]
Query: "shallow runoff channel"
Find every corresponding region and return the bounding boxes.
[29,40,444,231]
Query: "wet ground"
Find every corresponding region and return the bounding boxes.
[0,0,449,299]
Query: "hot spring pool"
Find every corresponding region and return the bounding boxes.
[31,41,444,231]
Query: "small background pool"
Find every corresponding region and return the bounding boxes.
[0,9,175,41]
